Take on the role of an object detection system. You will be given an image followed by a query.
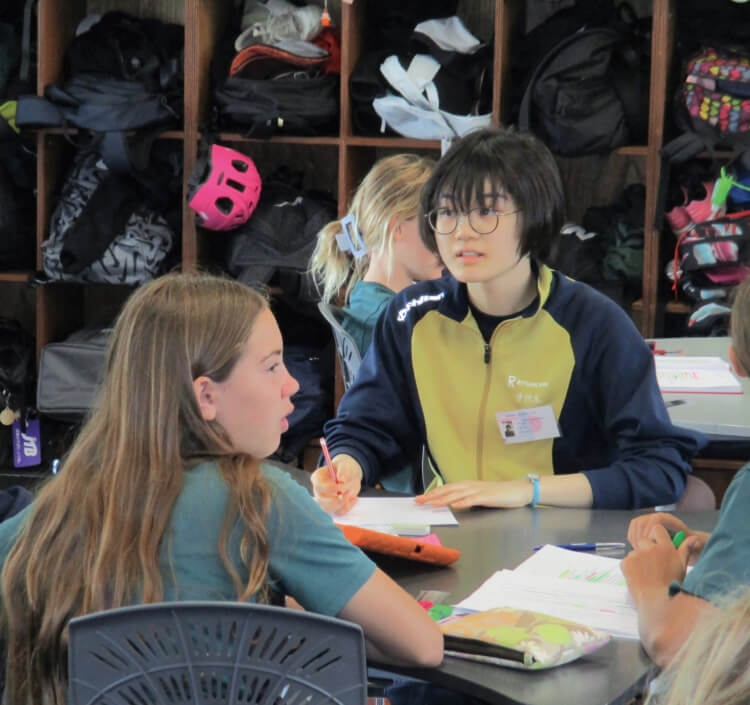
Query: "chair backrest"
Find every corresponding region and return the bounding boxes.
[68,602,367,705]
[317,301,362,391]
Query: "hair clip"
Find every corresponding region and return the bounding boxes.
[335,214,367,259]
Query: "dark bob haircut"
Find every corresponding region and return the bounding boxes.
[419,127,565,262]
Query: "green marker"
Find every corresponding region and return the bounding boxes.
[672,530,686,549]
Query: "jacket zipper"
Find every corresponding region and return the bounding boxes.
[476,340,494,480]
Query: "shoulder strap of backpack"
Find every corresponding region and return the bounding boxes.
[379,54,454,134]
[380,54,442,110]
[14,94,63,127]
[97,127,166,175]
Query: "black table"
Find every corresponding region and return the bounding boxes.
[369,506,718,705]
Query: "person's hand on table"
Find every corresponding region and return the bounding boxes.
[415,479,532,509]
[627,512,708,566]
[311,453,362,514]
[622,524,697,602]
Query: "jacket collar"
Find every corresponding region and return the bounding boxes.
[440,262,556,322]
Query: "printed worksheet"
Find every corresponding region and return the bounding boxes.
[655,356,742,394]
[515,544,626,586]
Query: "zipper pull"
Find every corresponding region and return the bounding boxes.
[484,343,491,364]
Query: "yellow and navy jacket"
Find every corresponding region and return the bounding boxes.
[323,265,704,509]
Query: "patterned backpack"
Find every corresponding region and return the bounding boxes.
[671,210,750,292]
[42,149,175,285]
[657,44,750,228]
[669,209,750,334]
[681,46,750,140]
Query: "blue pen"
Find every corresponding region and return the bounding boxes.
[533,542,625,551]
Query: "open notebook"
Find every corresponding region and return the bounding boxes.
[655,355,743,394]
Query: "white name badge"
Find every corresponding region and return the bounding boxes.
[496,405,561,444]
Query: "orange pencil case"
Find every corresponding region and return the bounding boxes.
[336,524,461,566]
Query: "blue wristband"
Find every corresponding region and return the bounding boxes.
[527,473,540,507]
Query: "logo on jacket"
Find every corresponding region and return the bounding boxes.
[507,376,549,389]
[507,375,549,406]
[396,292,445,322]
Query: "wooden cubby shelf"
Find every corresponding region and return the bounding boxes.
[0,273,34,284]
[0,0,695,378]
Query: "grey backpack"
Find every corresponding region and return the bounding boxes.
[37,328,110,421]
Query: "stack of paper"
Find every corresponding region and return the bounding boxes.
[330,497,458,532]
[456,545,639,639]
[655,355,742,394]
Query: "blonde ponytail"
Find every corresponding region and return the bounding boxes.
[309,153,435,304]
[310,219,369,303]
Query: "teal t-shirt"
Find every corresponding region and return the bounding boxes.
[0,462,375,617]
[342,281,395,357]
[670,463,750,602]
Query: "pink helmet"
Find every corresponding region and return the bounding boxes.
[188,144,262,231]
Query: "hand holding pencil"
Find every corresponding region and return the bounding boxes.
[311,440,362,515]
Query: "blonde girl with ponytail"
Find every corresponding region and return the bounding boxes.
[310,153,443,355]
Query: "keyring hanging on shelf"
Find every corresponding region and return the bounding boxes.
[321,0,332,26]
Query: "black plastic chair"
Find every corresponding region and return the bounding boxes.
[317,302,363,392]
[68,601,368,705]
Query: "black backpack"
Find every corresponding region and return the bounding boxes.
[225,172,336,302]
[0,156,35,270]
[15,11,183,173]
[547,184,646,306]
[215,73,339,138]
[0,317,34,422]
[0,13,35,271]
[517,3,650,156]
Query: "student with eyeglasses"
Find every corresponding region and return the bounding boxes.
[312,127,702,513]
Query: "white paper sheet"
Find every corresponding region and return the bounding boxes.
[456,569,639,639]
[455,546,639,639]
[514,544,627,586]
[655,355,742,394]
[329,497,458,528]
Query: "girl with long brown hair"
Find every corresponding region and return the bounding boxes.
[0,272,442,705]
